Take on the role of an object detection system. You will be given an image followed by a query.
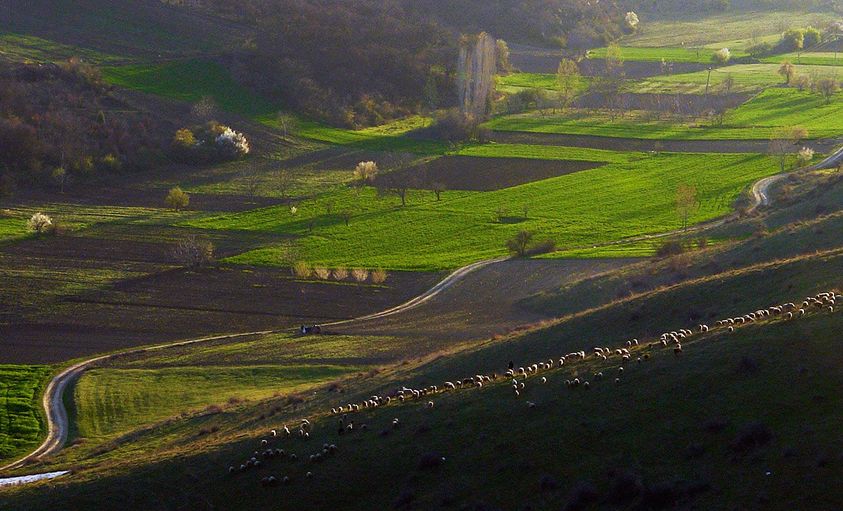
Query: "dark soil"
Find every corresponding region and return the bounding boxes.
[374,156,604,192]
[488,131,843,154]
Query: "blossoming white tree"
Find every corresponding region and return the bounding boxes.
[215,127,250,157]
[797,146,815,164]
[713,48,731,64]
[27,212,53,234]
[624,11,639,30]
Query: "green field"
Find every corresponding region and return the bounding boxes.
[623,11,836,48]
[0,365,51,461]
[73,364,360,440]
[0,32,119,64]
[485,87,843,140]
[633,63,843,94]
[497,72,591,95]
[763,51,843,66]
[588,46,746,64]
[185,151,777,270]
[102,60,442,153]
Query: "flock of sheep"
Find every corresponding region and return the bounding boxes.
[227,290,840,488]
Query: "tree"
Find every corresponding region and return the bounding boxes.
[720,74,735,94]
[803,26,822,49]
[496,39,512,74]
[240,163,262,199]
[376,172,413,206]
[353,161,378,184]
[816,77,839,104]
[165,186,190,211]
[676,184,699,231]
[340,209,353,226]
[457,32,497,118]
[769,126,805,172]
[712,48,731,64]
[781,29,805,52]
[51,167,68,193]
[276,168,294,198]
[0,174,14,205]
[191,96,217,122]
[506,230,533,257]
[431,182,446,201]
[604,44,624,77]
[797,146,815,165]
[778,61,795,85]
[276,113,298,138]
[556,59,581,109]
[27,212,53,234]
[172,235,215,267]
[624,11,640,32]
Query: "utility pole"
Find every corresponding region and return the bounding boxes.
[704,67,712,95]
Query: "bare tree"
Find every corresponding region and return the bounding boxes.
[457,32,497,118]
[431,182,446,201]
[556,58,581,109]
[172,235,215,267]
[240,162,262,199]
[276,112,298,138]
[506,230,533,257]
[340,209,353,226]
[276,167,294,198]
[778,61,796,85]
[676,184,699,231]
[816,77,839,104]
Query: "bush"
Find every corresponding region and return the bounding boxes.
[656,240,685,258]
[370,268,388,284]
[215,127,250,158]
[165,187,190,211]
[332,267,348,280]
[712,47,731,64]
[313,267,330,279]
[27,212,53,234]
[747,42,772,59]
[292,261,312,278]
[506,230,533,256]
[351,268,369,282]
[525,239,557,256]
[172,235,215,267]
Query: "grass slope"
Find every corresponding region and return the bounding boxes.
[72,365,360,440]
[186,152,776,270]
[486,88,843,140]
[588,45,747,63]
[633,63,843,94]
[0,365,51,462]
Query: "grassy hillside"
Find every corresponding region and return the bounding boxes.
[486,87,843,139]
[634,63,843,94]
[0,365,51,462]
[186,152,776,270]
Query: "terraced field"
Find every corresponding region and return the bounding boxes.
[634,63,843,94]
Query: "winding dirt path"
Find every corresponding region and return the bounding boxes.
[4,144,842,480]
[0,257,508,476]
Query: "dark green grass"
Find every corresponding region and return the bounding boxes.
[0,365,52,462]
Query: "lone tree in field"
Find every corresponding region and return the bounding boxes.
[676,184,699,232]
[354,161,378,185]
[339,209,353,226]
[165,187,190,211]
[506,230,534,257]
[276,167,293,198]
[604,43,624,77]
[816,77,839,104]
[556,58,581,109]
[712,48,731,64]
[276,112,298,138]
[240,162,262,199]
[27,212,53,234]
[431,181,446,201]
[172,235,215,267]
[457,32,497,118]
[770,127,807,171]
[778,61,796,85]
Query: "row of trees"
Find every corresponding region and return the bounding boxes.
[778,61,840,103]
[291,262,388,284]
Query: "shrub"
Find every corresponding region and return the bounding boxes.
[27,212,53,234]
[506,230,533,256]
[313,267,330,279]
[526,239,557,256]
[747,42,772,59]
[781,29,804,52]
[292,261,312,278]
[172,235,215,267]
[624,11,639,32]
[332,267,348,280]
[354,161,378,183]
[712,47,731,64]
[656,240,685,258]
[215,127,250,157]
[370,268,388,284]
[803,26,822,48]
[351,268,369,282]
[165,186,190,211]
[797,146,815,164]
